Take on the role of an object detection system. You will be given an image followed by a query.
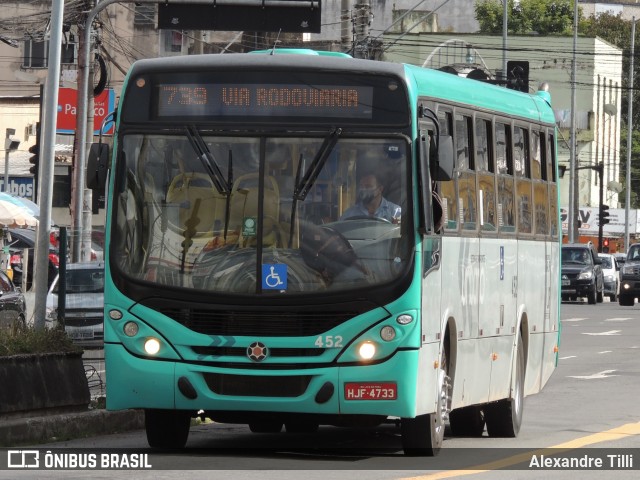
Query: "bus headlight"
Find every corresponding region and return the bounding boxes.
[358,342,376,360]
[123,321,139,337]
[380,326,396,341]
[144,338,161,355]
[396,314,413,325]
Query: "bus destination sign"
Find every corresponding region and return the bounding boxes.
[156,83,374,119]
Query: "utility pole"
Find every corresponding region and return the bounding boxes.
[341,0,352,53]
[502,0,508,80]
[71,2,95,263]
[568,0,579,243]
[33,0,64,329]
[353,1,371,59]
[625,18,636,252]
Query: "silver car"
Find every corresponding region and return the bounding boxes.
[598,253,619,301]
[46,261,104,347]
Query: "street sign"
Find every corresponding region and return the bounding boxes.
[56,87,115,135]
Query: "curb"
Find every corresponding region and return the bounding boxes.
[0,409,144,447]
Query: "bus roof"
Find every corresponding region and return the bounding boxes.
[125,53,554,125]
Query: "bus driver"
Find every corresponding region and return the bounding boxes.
[340,172,401,223]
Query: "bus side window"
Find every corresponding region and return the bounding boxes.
[547,131,559,238]
[532,130,549,236]
[476,118,496,232]
[438,109,458,231]
[456,113,476,231]
[496,122,515,233]
[514,126,532,234]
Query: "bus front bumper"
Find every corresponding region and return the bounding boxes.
[105,343,438,420]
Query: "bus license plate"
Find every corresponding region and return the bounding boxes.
[562,279,570,286]
[344,383,397,400]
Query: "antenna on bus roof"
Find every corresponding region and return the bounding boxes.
[271,29,282,55]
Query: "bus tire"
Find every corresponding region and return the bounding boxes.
[144,409,191,449]
[249,422,283,433]
[449,405,485,437]
[401,350,450,456]
[485,338,524,438]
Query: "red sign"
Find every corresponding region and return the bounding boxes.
[57,87,115,135]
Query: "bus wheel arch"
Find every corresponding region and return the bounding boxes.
[484,316,527,438]
[400,318,454,456]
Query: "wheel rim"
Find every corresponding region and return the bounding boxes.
[436,368,452,439]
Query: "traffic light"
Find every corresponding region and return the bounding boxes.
[28,122,40,176]
[599,204,611,226]
[28,144,39,175]
[603,238,610,253]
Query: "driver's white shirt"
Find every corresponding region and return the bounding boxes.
[340,198,401,223]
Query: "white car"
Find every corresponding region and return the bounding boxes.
[598,253,619,301]
[46,261,105,346]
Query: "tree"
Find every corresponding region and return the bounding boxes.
[474,0,575,35]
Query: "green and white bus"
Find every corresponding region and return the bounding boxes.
[88,49,560,455]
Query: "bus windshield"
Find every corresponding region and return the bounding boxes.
[113,133,410,295]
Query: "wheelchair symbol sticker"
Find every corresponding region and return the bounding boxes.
[262,264,287,290]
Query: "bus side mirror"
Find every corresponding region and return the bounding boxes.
[431,135,454,181]
[87,143,109,190]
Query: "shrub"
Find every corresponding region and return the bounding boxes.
[0,325,83,357]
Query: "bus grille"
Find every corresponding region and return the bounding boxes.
[157,308,359,336]
[203,373,311,397]
[192,346,325,357]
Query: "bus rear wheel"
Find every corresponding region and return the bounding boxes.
[485,338,524,437]
[449,405,485,437]
[144,409,191,449]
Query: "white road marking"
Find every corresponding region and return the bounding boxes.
[582,330,621,336]
[568,369,618,379]
[598,351,612,354]
[560,355,577,360]
[606,317,632,321]
[563,318,587,322]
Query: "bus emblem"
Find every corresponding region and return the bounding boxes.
[247,342,268,362]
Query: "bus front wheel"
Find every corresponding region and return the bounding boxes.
[145,409,191,449]
[485,338,524,437]
[401,351,450,456]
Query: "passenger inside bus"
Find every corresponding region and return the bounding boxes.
[340,172,401,223]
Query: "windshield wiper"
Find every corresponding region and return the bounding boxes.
[185,125,231,196]
[289,127,342,247]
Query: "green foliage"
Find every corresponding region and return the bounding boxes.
[475,0,575,35]
[618,127,640,209]
[0,325,82,357]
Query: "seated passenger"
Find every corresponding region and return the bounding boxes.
[340,172,401,223]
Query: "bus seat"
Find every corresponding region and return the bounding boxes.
[166,172,225,233]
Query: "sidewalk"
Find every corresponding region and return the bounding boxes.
[0,409,145,447]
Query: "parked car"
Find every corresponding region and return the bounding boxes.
[561,242,604,304]
[0,269,27,329]
[614,252,627,267]
[8,228,59,290]
[45,261,105,347]
[619,244,640,306]
[598,253,619,301]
